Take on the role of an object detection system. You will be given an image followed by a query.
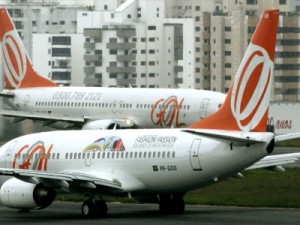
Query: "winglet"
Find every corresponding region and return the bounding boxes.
[0,8,58,89]
[190,9,279,132]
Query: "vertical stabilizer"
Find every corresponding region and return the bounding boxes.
[0,8,58,89]
[190,9,279,132]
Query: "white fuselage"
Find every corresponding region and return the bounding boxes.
[0,129,273,194]
[3,87,226,129]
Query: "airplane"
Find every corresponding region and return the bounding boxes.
[0,8,226,130]
[1,8,300,218]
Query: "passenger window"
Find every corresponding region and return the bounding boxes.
[74,153,77,159]
[57,153,60,159]
[172,151,175,158]
[82,153,86,159]
[167,151,170,158]
[130,152,133,158]
[148,152,151,158]
[102,152,105,159]
[157,152,161,158]
[162,152,165,158]
[65,153,69,159]
[139,152,142,158]
[87,153,90,159]
[97,152,101,159]
[112,152,115,159]
[70,153,73,159]
[153,152,156,158]
[107,152,110,158]
[78,153,81,159]
[143,152,147,158]
[92,152,95,159]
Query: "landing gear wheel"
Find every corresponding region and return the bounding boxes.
[95,200,107,218]
[159,195,172,214]
[159,193,185,214]
[172,195,185,214]
[82,200,96,218]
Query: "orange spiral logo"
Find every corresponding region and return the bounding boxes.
[2,30,27,88]
[231,43,273,131]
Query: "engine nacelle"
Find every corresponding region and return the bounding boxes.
[82,120,120,130]
[0,178,56,210]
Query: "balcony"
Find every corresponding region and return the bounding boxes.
[84,42,95,49]
[116,78,136,86]
[175,77,183,84]
[84,77,102,86]
[84,28,102,37]
[116,55,136,62]
[84,66,95,74]
[84,54,102,62]
[106,43,135,50]
[106,66,135,74]
[116,29,136,38]
[174,66,183,73]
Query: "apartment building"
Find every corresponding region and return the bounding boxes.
[0,0,89,85]
[2,0,300,100]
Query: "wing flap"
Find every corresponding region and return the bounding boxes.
[0,168,122,190]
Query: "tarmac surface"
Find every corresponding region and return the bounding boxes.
[0,201,299,225]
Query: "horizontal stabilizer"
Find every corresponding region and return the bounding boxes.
[275,133,300,142]
[182,129,267,145]
[247,153,300,170]
[0,91,15,97]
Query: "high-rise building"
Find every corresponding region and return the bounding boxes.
[2,0,300,101]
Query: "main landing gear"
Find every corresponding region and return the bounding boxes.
[81,199,107,218]
[158,193,185,214]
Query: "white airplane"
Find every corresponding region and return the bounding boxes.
[0,8,225,130]
[0,8,299,218]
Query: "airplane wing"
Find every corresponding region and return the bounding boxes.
[0,109,84,123]
[0,109,136,129]
[0,168,122,190]
[247,153,300,170]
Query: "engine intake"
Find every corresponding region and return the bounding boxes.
[0,178,56,210]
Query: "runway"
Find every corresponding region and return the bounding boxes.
[0,201,299,225]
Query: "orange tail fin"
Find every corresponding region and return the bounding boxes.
[190,9,279,132]
[0,8,58,89]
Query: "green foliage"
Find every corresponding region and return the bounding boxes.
[275,138,300,147]
[185,168,300,208]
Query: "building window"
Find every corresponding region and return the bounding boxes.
[148,26,156,30]
[225,27,231,32]
[52,36,71,45]
[247,0,257,4]
[225,63,231,68]
[52,48,71,57]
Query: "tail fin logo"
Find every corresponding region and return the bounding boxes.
[2,30,27,88]
[231,43,273,132]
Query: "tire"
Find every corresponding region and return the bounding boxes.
[82,200,96,218]
[95,200,108,218]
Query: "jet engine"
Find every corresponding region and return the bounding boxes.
[0,178,56,210]
[82,120,120,130]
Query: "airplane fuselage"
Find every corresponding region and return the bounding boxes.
[2,87,225,129]
[0,129,272,194]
